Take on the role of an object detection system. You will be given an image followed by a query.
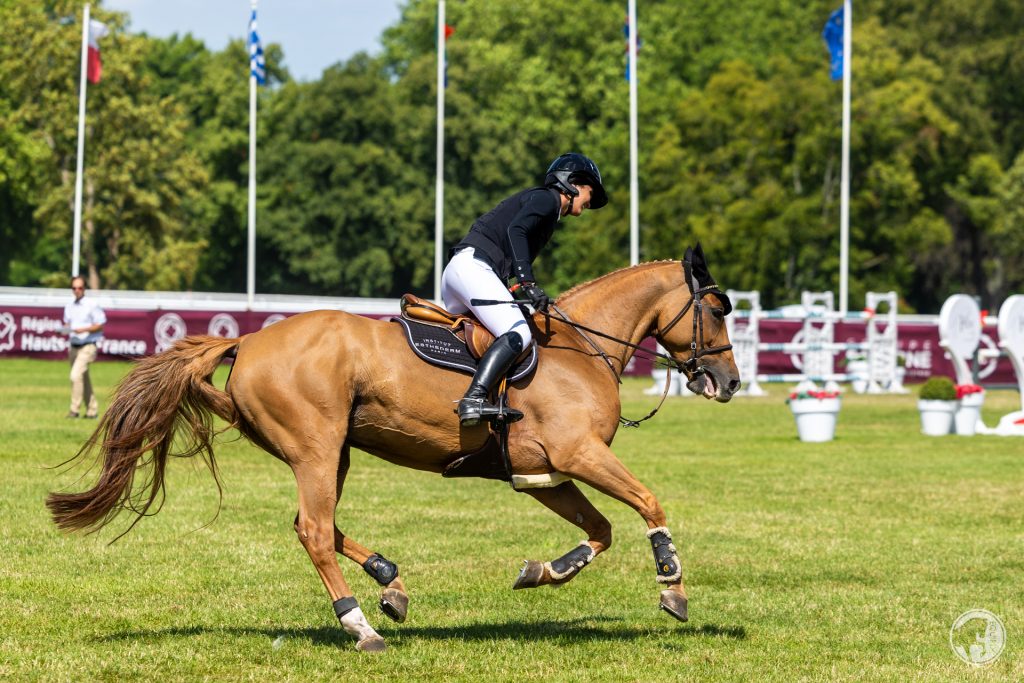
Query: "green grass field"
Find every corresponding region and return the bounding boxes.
[1,357,1022,681]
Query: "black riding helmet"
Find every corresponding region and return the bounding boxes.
[544,153,608,210]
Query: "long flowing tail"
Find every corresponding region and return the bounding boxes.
[46,335,241,537]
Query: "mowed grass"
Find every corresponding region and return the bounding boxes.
[1,357,1022,682]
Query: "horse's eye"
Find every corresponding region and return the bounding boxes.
[711,308,725,321]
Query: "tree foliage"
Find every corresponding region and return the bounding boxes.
[0,0,1022,312]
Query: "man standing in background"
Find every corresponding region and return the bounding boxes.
[63,276,106,418]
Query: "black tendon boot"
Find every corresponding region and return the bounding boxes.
[458,331,525,426]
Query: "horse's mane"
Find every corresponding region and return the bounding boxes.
[557,260,679,304]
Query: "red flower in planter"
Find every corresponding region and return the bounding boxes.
[787,390,841,403]
[955,384,984,399]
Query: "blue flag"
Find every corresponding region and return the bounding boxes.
[249,9,265,85]
[822,6,844,81]
[623,14,642,82]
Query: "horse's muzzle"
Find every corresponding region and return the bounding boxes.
[685,365,739,402]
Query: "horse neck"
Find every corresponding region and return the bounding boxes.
[556,262,678,372]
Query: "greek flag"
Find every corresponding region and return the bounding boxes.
[822,6,844,81]
[249,8,265,85]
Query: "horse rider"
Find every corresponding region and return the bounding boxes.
[441,152,608,426]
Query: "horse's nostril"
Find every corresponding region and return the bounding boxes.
[728,379,741,393]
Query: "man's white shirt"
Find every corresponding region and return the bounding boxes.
[63,297,106,346]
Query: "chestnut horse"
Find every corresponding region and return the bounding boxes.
[48,249,739,652]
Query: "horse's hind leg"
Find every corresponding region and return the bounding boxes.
[290,443,387,651]
[334,528,410,623]
[330,446,410,623]
[550,439,689,622]
[513,482,612,589]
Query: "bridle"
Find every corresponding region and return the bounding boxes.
[473,255,735,426]
[652,260,734,379]
[544,258,733,427]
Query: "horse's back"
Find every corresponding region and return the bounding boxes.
[231,309,395,384]
[228,309,476,465]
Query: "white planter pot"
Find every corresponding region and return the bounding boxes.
[954,392,985,436]
[847,360,869,394]
[918,399,957,436]
[790,397,841,442]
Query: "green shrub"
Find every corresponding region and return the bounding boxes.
[919,376,957,401]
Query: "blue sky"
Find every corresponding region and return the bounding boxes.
[103,0,405,81]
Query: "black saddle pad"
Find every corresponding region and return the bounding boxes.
[392,317,537,381]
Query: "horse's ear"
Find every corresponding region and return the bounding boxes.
[690,243,712,284]
[693,242,706,265]
[682,246,696,296]
[689,243,732,314]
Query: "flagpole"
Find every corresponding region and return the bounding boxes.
[72,3,91,278]
[838,0,851,316]
[433,0,446,302]
[628,0,639,266]
[247,1,258,310]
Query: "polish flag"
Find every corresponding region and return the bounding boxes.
[86,19,108,84]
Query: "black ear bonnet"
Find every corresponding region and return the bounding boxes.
[683,243,732,315]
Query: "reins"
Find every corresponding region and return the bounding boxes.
[469,259,733,429]
[467,300,685,373]
[546,302,677,428]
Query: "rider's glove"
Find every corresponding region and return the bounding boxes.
[520,282,551,313]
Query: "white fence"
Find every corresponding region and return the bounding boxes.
[725,290,905,396]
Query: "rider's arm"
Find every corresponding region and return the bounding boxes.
[506,190,559,284]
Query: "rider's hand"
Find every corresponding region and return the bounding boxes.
[520,282,551,313]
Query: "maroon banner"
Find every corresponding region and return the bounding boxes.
[0,306,389,362]
[1,305,1017,385]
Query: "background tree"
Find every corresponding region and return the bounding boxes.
[0,0,1022,313]
[0,0,209,290]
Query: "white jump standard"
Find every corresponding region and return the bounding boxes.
[724,290,903,396]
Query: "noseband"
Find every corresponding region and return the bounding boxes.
[654,260,733,378]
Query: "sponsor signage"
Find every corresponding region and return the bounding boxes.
[0,307,383,362]
[0,305,1018,384]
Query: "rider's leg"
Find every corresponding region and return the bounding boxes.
[441,248,533,343]
[457,331,524,425]
[441,248,533,425]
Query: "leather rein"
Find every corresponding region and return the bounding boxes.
[545,260,733,427]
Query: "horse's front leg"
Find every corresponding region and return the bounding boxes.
[513,481,612,589]
[550,438,689,622]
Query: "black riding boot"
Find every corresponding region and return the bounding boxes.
[458,331,525,426]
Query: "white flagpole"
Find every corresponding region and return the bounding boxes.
[628,0,639,266]
[839,0,852,315]
[247,1,258,309]
[72,3,91,278]
[433,0,446,302]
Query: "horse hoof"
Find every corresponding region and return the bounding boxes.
[659,589,688,622]
[356,636,387,652]
[512,560,545,590]
[379,588,408,623]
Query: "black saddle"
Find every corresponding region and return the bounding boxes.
[392,294,537,381]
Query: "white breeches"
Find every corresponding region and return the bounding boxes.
[441,248,532,348]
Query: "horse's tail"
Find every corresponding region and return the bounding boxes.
[46,335,241,538]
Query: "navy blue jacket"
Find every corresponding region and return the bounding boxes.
[450,187,562,284]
